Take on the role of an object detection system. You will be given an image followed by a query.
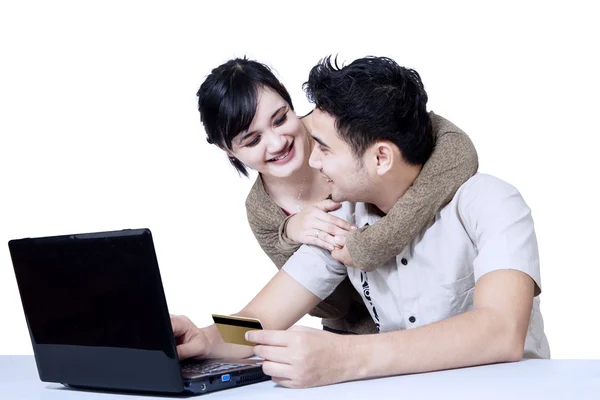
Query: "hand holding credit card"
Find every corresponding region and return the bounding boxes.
[212,314,264,346]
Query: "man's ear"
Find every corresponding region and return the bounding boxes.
[372,142,395,176]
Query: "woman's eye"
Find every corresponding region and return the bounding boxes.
[274,113,287,126]
[246,135,261,147]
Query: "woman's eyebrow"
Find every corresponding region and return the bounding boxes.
[270,105,287,119]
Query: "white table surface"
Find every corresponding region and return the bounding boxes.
[1,356,599,399]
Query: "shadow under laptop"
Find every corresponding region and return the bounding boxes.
[49,384,199,398]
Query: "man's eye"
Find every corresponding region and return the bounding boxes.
[246,135,261,147]
[274,114,287,126]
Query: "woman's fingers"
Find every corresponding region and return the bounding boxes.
[312,218,353,238]
[286,201,356,250]
[310,206,356,233]
[305,233,336,251]
[314,199,342,212]
[307,226,339,250]
[325,213,356,232]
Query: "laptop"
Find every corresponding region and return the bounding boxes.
[8,228,270,395]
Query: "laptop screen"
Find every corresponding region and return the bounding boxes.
[10,230,174,353]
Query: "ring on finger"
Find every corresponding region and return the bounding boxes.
[315,229,320,238]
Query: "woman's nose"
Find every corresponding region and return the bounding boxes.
[265,131,287,154]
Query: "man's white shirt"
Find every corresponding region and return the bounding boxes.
[283,174,550,359]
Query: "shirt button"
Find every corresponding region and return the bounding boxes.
[409,316,416,323]
[401,258,408,265]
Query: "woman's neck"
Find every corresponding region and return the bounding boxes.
[262,160,330,210]
[263,161,327,198]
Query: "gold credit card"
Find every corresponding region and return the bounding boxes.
[212,314,264,346]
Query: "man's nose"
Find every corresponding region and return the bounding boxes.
[309,146,321,169]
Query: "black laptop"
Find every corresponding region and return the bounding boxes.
[8,228,270,395]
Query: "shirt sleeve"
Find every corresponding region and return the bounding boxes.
[282,244,348,300]
[458,174,542,296]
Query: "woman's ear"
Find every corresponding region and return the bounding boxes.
[225,151,243,166]
[220,145,234,158]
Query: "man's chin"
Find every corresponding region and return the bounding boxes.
[330,191,347,203]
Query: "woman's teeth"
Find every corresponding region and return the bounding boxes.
[271,151,289,161]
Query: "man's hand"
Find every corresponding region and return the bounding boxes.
[170,315,215,360]
[247,326,354,388]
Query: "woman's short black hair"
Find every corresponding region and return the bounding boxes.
[304,56,433,166]
[197,57,294,177]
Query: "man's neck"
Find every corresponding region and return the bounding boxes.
[371,164,422,214]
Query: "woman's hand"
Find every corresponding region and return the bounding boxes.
[285,199,356,251]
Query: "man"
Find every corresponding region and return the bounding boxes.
[172,56,549,388]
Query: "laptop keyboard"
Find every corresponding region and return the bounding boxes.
[181,362,256,375]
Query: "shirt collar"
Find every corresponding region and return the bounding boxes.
[354,202,384,228]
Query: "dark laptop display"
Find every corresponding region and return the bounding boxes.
[8,229,269,395]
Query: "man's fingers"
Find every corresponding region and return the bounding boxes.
[288,325,314,332]
[246,330,291,347]
[271,377,295,388]
[261,361,294,380]
[253,345,291,364]
[177,341,203,360]
[170,315,188,336]
[331,248,350,264]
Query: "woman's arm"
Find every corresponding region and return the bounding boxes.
[246,203,352,320]
[246,205,294,269]
[346,128,478,271]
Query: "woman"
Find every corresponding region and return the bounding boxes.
[197,57,478,334]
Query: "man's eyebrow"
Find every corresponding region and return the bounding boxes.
[239,106,287,144]
[311,134,330,150]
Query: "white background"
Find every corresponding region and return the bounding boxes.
[1,1,598,358]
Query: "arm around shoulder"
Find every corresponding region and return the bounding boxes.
[346,127,478,271]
